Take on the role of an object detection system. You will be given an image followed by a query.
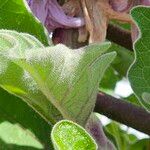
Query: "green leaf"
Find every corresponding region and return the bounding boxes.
[105,122,150,150]
[129,139,150,150]
[128,6,150,111]
[0,87,53,150]
[0,30,116,125]
[0,0,49,45]
[125,94,142,107]
[51,120,97,150]
[100,66,120,91]
[104,122,138,150]
[100,42,133,93]
[0,30,63,125]
[109,43,134,77]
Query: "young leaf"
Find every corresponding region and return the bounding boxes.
[0,30,63,125]
[51,120,98,150]
[128,6,150,111]
[0,30,116,125]
[0,0,49,45]
[14,43,116,125]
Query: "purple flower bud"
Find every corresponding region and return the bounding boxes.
[27,0,84,32]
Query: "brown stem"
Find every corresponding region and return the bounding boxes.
[53,24,133,51]
[107,24,133,51]
[95,92,150,135]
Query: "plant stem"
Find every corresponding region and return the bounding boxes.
[107,24,133,51]
[53,24,133,51]
[95,92,150,135]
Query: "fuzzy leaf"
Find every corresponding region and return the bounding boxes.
[128,6,150,111]
[0,30,62,125]
[0,30,116,125]
[51,120,97,150]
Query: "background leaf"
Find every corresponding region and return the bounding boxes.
[125,94,142,107]
[104,122,137,150]
[129,138,150,150]
[100,66,120,91]
[110,43,133,77]
[100,42,133,95]
[105,121,150,150]
[128,6,150,111]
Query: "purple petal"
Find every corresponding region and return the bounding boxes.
[27,0,48,24]
[27,0,84,32]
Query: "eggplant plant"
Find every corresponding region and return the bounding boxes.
[0,0,150,150]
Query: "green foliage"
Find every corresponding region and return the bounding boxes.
[0,0,49,45]
[0,30,62,125]
[51,120,97,150]
[109,43,134,77]
[0,30,116,126]
[129,138,150,150]
[105,122,137,150]
[128,6,150,111]
[125,94,142,107]
[0,88,53,150]
[104,122,149,150]
[0,1,149,149]
[100,43,133,92]
[100,66,120,91]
